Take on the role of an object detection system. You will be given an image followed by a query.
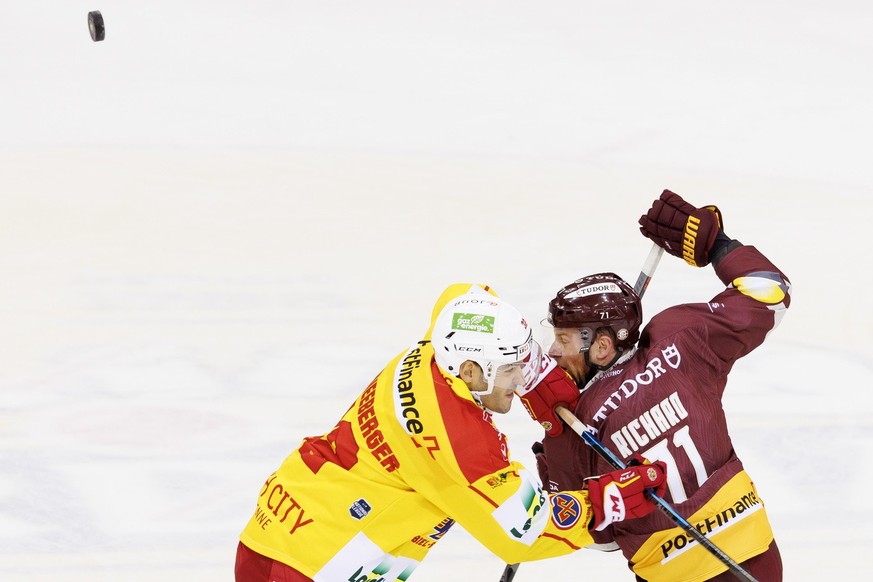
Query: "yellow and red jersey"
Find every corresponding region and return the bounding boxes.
[240,285,599,581]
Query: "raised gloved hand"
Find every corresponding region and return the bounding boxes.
[639,190,723,267]
[516,354,579,437]
[585,461,667,530]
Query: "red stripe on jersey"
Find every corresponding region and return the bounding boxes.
[540,531,582,551]
[467,483,500,509]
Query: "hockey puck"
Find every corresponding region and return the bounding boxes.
[88,11,105,42]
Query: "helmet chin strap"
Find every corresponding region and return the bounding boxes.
[470,370,525,406]
[469,364,497,406]
[582,346,624,374]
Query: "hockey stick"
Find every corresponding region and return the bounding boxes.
[498,563,519,582]
[555,406,759,582]
[499,243,663,582]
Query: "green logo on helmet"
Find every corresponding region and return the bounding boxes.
[452,313,495,333]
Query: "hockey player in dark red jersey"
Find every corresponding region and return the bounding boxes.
[519,190,790,581]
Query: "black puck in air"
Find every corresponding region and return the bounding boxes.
[88,11,105,42]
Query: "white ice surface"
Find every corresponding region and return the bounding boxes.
[1,2,871,580]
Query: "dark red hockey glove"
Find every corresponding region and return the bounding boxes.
[585,461,667,531]
[638,190,723,267]
[516,354,580,437]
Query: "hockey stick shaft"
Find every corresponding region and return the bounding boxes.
[633,243,664,297]
[555,407,758,582]
[498,562,519,582]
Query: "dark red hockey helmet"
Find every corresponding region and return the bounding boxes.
[546,273,642,351]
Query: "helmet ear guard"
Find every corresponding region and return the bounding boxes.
[574,326,596,352]
[547,273,642,351]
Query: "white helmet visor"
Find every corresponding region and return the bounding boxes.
[481,339,543,395]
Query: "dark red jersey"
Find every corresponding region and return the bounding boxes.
[540,245,790,582]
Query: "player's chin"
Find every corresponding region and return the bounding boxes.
[486,393,514,414]
[569,369,587,386]
[561,359,589,386]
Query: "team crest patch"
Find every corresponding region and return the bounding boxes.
[550,493,582,529]
[348,498,372,520]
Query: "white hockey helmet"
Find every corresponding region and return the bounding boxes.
[431,292,542,397]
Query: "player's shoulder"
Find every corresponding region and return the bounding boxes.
[431,376,513,480]
[640,305,709,345]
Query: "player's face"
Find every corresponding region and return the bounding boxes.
[485,363,526,413]
[548,328,589,386]
[467,363,520,414]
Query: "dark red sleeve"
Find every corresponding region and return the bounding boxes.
[641,245,790,370]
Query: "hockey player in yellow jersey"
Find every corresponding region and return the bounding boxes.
[236,283,667,581]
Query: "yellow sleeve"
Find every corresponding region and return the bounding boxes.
[429,461,597,562]
[382,356,597,563]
